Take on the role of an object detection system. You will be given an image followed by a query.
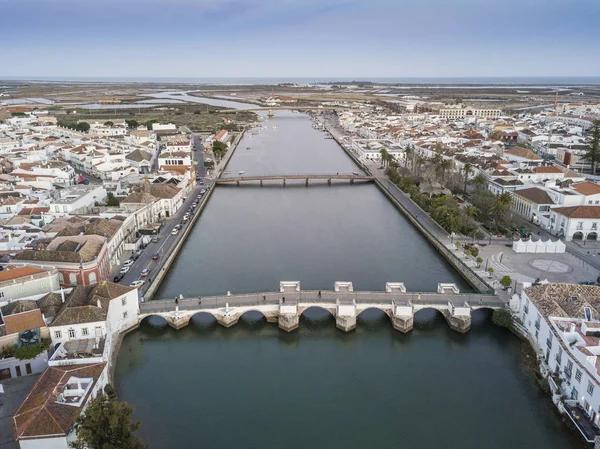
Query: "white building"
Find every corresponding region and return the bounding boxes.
[548,205,600,241]
[351,139,405,164]
[516,283,600,442]
[0,265,60,304]
[50,185,107,217]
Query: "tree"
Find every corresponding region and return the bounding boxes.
[438,158,453,184]
[125,119,139,129]
[462,205,477,219]
[492,308,513,329]
[500,275,513,289]
[473,173,487,190]
[487,267,494,278]
[212,141,227,160]
[498,192,513,207]
[106,192,119,207]
[582,120,600,174]
[75,122,90,132]
[380,148,390,168]
[476,256,483,267]
[71,387,146,449]
[404,146,413,169]
[104,121,114,127]
[462,162,473,193]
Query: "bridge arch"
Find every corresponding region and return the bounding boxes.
[300,306,335,318]
[140,314,170,328]
[357,307,392,328]
[189,311,219,325]
[413,307,448,327]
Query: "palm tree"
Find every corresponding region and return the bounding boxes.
[404,147,413,169]
[439,158,453,184]
[380,148,390,168]
[462,204,477,218]
[498,192,513,207]
[462,162,473,193]
[473,173,487,190]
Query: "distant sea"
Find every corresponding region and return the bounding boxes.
[1,76,600,86]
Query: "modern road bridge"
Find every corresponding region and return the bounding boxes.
[139,282,506,333]
[214,173,374,186]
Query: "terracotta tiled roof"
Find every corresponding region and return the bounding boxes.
[504,146,541,160]
[3,309,45,334]
[551,205,600,219]
[513,187,555,205]
[50,281,134,326]
[524,283,600,318]
[13,363,106,440]
[572,181,600,196]
[1,300,39,316]
[37,292,64,319]
[534,166,563,174]
[0,265,45,282]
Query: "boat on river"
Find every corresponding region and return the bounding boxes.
[238,170,245,175]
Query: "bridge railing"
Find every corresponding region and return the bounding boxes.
[141,291,505,314]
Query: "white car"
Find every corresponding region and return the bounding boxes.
[171,229,179,236]
[130,280,144,288]
[123,259,134,267]
[119,266,130,274]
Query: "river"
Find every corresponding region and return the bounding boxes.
[154,111,470,297]
[115,108,581,448]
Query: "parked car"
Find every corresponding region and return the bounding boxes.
[119,266,130,274]
[152,236,159,243]
[130,280,145,288]
[152,253,159,260]
[123,259,134,267]
[113,273,124,282]
[140,268,150,277]
[200,189,207,194]
[171,229,179,236]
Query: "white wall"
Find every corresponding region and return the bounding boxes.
[19,436,69,449]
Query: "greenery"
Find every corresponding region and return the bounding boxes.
[487,267,494,277]
[71,385,146,449]
[582,120,600,174]
[500,275,513,289]
[106,192,120,207]
[0,338,50,360]
[204,160,215,169]
[104,121,114,127]
[492,308,513,329]
[60,121,91,132]
[476,257,483,267]
[11,112,26,117]
[212,141,227,160]
[144,119,158,130]
[125,119,139,128]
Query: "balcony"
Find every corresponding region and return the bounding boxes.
[563,402,600,443]
[546,338,553,349]
[535,321,541,330]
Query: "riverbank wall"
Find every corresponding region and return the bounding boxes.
[143,130,245,301]
[323,120,494,294]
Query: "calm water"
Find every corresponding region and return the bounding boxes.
[155,112,469,297]
[115,111,582,448]
[115,310,581,449]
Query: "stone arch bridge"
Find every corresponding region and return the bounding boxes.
[138,282,504,334]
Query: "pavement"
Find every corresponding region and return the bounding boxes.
[114,132,240,298]
[0,375,39,449]
[114,136,211,296]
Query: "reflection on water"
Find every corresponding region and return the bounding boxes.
[115,317,581,449]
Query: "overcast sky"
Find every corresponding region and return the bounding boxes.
[2,0,599,78]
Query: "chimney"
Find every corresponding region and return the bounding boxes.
[569,323,576,333]
[60,288,65,303]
